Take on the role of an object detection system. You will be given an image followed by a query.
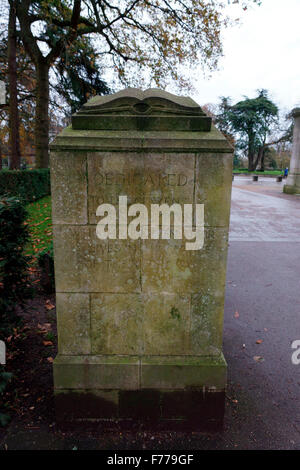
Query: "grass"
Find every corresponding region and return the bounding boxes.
[233,169,283,175]
[25,195,52,259]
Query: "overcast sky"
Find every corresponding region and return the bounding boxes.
[190,0,300,111]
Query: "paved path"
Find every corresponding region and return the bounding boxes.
[230,177,300,241]
[221,177,300,449]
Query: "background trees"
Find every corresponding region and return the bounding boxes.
[215,90,292,171]
[8,0,20,169]
[1,0,261,168]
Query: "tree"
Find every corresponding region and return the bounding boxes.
[258,110,293,171]
[15,0,261,168]
[53,37,110,115]
[0,9,109,167]
[0,25,38,168]
[216,90,279,171]
[8,0,21,169]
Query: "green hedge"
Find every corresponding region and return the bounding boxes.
[0,169,50,203]
[0,196,33,426]
[0,196,33,334]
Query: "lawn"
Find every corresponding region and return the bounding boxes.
[25,195,52,258]
[234,169,283,175]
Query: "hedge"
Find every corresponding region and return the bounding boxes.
[0,196,33,425]
[0,169,50,203]
[0,196,33,334]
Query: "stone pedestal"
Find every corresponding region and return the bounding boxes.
[50,89,233,428]
[284,108,300,194]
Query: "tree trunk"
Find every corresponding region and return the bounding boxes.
[0,140,2,170]
[8,0,21,170]
[35,60,50,168]
[259,147,265,171]
[247,131,255,171]
[253,146,262,171]
[248,152,256,171]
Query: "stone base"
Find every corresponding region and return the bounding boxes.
[283,184,300,195]
[53,354,227,429]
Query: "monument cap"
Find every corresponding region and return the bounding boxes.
[72,88,212,132]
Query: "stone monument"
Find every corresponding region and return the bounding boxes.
[50,88,233,427]
[284,108,300,195]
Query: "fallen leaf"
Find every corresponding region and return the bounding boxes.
[45,302,55,311]
[256,339,263,344]
[47,357,53,363]
[43,341,53,346]
[253,356,264,362]
[37,323,52,333]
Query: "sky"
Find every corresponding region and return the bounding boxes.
[190,0,300,111]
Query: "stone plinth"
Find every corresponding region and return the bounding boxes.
[50,88,233,428]
[284,108,300,194]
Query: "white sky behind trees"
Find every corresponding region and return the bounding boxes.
[190,0,300,112]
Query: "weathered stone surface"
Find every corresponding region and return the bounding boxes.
[88,151,232,227]
[195,153,233,227]
[51,127,233,154]
[190,290,225,355]
[50,152,87,224]
[51,89,233,424]
[56,293,90,355]
[80,88,204,113]
[53,355,140,390]
[53,225,141,293]
[141,354,227,390]
[141,228,228,294]
[72,88,211,132]
[142,293,190,355]
[88,152,145,223]
[88,152,196,224]
[91,293,143,355]
[142,153,195,209]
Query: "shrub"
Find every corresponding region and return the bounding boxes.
[0,196,33,425]
[0,367,12,426]
[0,169,50,203]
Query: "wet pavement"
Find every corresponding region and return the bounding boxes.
[230,176,300,241]
[222,176,300,449]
